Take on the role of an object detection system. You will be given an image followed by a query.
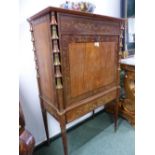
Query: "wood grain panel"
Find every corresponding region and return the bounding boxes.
[32,15,57,108]
[69,42,117,98]
[84,42,116,91]
[69,43,86,97]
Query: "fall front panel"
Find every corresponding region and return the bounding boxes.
[61,35,119,107]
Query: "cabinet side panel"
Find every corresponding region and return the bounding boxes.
[32,15,57,108]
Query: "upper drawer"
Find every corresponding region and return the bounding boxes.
[57,13,121,36]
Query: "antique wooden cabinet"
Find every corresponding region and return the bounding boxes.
[120,57,135,126]
[28,7,125,155]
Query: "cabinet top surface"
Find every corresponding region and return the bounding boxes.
[120,56,135,66]
[28,6,126,22]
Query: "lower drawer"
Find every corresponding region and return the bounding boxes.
[65,89,117,123]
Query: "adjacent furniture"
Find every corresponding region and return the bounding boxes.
[28,7,125,155]
[120,56,135,125]
[19,104,35,155]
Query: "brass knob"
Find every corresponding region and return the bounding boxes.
[50,12,57,25]
[53,40,60,53]
[54,53,61,66]
[55,66,62,78]
[56,78,63,89]
[51,26,58,39]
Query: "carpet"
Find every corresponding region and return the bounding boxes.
[34,112,135,155]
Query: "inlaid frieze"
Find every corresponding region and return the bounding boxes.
[58,13,120,35]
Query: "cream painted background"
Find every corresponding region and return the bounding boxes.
[19,0,121,145]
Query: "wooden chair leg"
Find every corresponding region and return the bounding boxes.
[60,122,68,155]
[42,109,50,145]
[19,129,35,155]
[114,100,119,132]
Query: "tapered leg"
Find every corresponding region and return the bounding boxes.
[60,121,68,155]
[42,109,50,145]
[114,100,119,132]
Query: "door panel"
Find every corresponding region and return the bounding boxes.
[84,42,116,92]
[61,35,118,107]
[69,42,116,98]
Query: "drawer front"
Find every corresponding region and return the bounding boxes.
[66,89,117,123]
[57,13,120,36]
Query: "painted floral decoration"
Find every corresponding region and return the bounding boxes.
[60,1,96,13]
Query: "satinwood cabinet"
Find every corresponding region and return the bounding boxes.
[28,7,125,155]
